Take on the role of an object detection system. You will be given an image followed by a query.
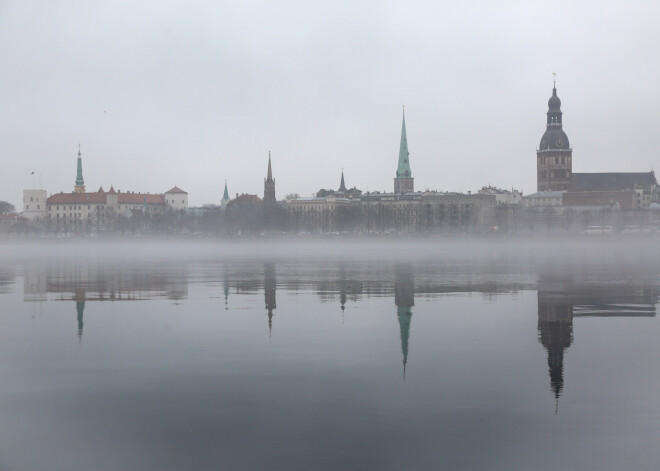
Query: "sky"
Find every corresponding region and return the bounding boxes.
[2,0,660,207]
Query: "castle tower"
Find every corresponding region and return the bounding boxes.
[394,110,414,193]
[537,79,572,191]
[74,145,85,194]
[263,152,276,204]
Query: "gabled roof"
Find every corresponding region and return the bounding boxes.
[571,172,658,192]
[165,186,187,194]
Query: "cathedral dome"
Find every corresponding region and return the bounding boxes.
[548,89,561,110]
[540,127,570,150]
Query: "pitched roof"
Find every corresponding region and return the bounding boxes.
[117,193,165,204]
[47,192,107,204]
[571,172,658,192]
[165,186,187,194]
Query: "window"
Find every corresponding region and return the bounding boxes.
[26,205,29,210]
[30,197,33,202]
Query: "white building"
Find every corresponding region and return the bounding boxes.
[22,189,48,220]
[523,191,564,208]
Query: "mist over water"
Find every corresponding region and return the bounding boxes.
[1,239,659,471]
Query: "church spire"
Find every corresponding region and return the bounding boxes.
[263,151,276,204]
[394,109,414,193]
[338,169,347,192]
[74,144,85,194]
[267,151,273,182]
[221,180,230,208]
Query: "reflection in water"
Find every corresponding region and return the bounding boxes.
[264,263,276,334]
[537,276,657,411]
[395,264,414,378]
[76,297,85,342]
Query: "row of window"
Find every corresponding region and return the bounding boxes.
[539,170,570,179]
[539,156,570,165]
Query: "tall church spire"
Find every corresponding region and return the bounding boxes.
[74,144,85,194]
[338,169,347,192]
[263,151,276,204]
[267,151,273,181]
[221,180,230,209]
[394,109,414,193]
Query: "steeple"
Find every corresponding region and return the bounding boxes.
[263,151,276,204]
[338,169,347,193]
[74,144,85,194]
[394,109,414,193]
[266,152,273,182]
[537,76,573,192]
[221,180,230,209]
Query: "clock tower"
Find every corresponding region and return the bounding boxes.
[537,81,572,191]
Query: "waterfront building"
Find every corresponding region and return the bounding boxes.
[31,148,188,232]
[536,80,659,206]
[523,191,564,208]
[478,186,522,205]
[22,189,48,220]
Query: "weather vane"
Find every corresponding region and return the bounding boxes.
[552,72,557,87]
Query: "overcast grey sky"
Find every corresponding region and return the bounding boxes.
[2,0,660,206]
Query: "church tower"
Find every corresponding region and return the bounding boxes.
[263,152,276,204]
[74,145,85,194]
[394,110,414,193]
[221,180,230,209]
[537,79,572,191]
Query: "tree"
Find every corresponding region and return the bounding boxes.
[0,201,16,214]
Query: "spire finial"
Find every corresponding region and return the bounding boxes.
[78,143,81,157]
[552,72,557,91]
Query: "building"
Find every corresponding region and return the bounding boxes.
[34,148,187,232]
[221,181,230,209]
[569,172,658,208]
[523,191,564,208]
[316,170,362,199]
[287,194,352,234]
[537,82,573,192]
[478,186,522,205]
[263,152,276,205]
[394,110,414,193]
[536,81,659,205]
[22,189,48,220]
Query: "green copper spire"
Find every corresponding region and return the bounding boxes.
[75,145,84,186]
[222,181,230,201]
[396,110,411,178]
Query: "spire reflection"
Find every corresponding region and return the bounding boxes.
[264,263,276,335]
[537,275,657,411]
[394,264,414,378]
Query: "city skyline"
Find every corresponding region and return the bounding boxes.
[2,1,660,207]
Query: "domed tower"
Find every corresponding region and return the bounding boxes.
[537,80,572,191]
